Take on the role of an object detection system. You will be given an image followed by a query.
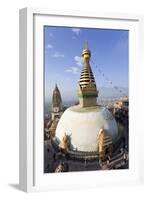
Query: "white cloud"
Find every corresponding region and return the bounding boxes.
[74,56,83,67]
[72,28,81,35]
[49,32,53,37]
[46,44,53,49]
[72,36,77,40]
[52,52,64,58]
[65,67,80,75]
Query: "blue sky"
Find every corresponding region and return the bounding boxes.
[44,26,128,102]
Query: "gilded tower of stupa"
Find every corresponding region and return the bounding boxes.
[78,42,98,107]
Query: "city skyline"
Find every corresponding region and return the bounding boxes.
[44,26,128,102]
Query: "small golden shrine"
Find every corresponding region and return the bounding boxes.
[97,128,113,160]
[59,133,70,152]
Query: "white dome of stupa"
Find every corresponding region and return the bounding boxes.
[56,105,118,152]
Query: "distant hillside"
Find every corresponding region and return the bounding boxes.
[45,87,128,103]
[98,87,128,98]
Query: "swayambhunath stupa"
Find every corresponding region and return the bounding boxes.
[44,41,129,173]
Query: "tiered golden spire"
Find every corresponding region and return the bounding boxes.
[78,42,98,107]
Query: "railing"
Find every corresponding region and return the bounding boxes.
[100,152,128,169]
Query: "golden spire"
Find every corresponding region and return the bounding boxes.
[78,42,98,107]
[82,40,91,61]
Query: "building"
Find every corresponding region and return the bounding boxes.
[112,96,129,126]
[54,44,119,160]
[113,96,128,115]
[51,84,63,120]
[44,44,129,173]
[45,84,63,139]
